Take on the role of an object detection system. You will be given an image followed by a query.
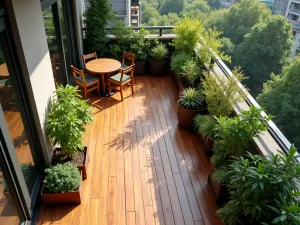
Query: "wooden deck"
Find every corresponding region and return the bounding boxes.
[37,74,223,225]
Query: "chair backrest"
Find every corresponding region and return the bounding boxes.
[120,65,135,82]
[122,52,135,66]
[70,65,86,84]
[82,52,97,66]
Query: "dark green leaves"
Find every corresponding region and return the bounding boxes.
[178,87,203,110]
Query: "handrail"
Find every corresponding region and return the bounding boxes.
[83,26,175,37]
[198,39,292,155]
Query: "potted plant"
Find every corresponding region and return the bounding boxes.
[149,43,169,76]
[46,84,93,179]
[2,163,36,203]
[41,162,82,205]
[177,87,207,130]
[170,52,191,87]
[209,106,271,205]
[179,59,201,92]
[130,29,154,76]
[217,146,300,225]
[194,115,216,156]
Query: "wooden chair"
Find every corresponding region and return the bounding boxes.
[119,52,135,71]
[70,65,100,99]
[82,52,97,67]
[108,65,134,101]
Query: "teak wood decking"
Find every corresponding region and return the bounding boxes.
[37,74,223,225]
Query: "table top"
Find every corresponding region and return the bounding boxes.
[0,63,9,77]
[85,58,121,74]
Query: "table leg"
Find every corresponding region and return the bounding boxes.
[101,73,105,94]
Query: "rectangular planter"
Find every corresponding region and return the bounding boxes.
[53,146,89,179]
[41,173,82,205]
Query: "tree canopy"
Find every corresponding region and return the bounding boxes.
[257,56,300,148]
[233,16,293,95]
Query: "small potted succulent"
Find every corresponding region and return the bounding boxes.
[46,84,93,179]
[149,43,169,76]
[41,162,82,205]
[2,163,36,203]
[177,87,207,130]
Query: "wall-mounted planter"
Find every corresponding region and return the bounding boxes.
[41,172,82,205]
[52,147,89,179]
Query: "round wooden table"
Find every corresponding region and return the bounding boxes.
[0,63,9,77]
[85,58,121,96]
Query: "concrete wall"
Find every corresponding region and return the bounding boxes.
[6,0,56,164]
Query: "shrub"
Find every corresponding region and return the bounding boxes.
[178,88,203,110]
[211,106,272,183]
[194,115,216,141]
[43,162,81,193]
[180,59,201,87]
[150,43,168,61]
[217,147,300,225]
[46,85,93,156]
[201,67,246,117]
[170,52,191,76]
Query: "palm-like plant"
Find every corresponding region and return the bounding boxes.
[178,88,203,110]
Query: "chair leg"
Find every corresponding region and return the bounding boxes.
[120,84,124,101]
[108,81,111,96]
[84,87,87,99]
[130,79,134,95]
[97,83,100,96]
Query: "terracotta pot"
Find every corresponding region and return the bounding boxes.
[177,103,207,131]
[203,138,214,157]
[53,146,89,179]
[134,60,146,76]
[149,60,166,76]
[41,172,82,205]
[178,81,185,94]
[208,174,229,206]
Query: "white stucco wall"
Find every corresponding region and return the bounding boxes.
[6,0,56,164]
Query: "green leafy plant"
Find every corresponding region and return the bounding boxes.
[172,18,205,55]
[180,59,201,87]
[150,43,168,61]
[46,85,93,157]
[178,88,203,110]
[83,0,115,52]
[130,29,156,61]
[2,163,36,191]
[217,147,300,225]
[170,52,191,76]
[201,67,246,117]
[211,106,272,183]
[43,162,81,193]
[194,115,216,141]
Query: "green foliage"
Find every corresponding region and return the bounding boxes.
[233,15,293,96]
[184,0,211,13]
[150,43,168,61]
[194,115,216,140]
[201,67,245,117]
[218,147,300,225]
[2,163,36,191]
[142,4,160,24]
[178,88,203,110]
[148,13,181,27]
[211,106,271,183]
[219,37,235,56]
[207,0,271,46]
[160,0,186,14]
[84,0,115,52]
[130,29,155,61]
[180,59,201,87]
[43,162,81,193]
[170,52,191,76]
[258,55,300,149]
[46,85,93,157]
[172,18,205,55]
